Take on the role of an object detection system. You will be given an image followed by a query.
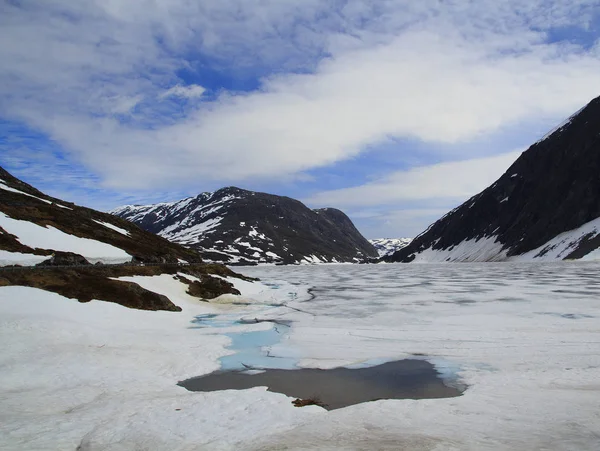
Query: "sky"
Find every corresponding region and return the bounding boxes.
[1,1,600,238]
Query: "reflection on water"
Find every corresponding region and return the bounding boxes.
[178,359,462,410]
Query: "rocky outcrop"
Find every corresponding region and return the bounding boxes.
[37,252,91,267]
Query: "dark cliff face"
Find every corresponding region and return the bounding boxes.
[113,187,377,264]
[387,95,600,263]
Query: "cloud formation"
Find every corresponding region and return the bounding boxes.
[305,151,523,208]
[160,85,206,99]
[1,1,599,236]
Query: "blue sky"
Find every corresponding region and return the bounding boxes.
[1,1,600,238]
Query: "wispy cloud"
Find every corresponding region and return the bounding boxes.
[160,84,206,99]
[305,151,522,208]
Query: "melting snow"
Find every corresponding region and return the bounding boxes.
[0,250,48,267]
[0,212,131,264]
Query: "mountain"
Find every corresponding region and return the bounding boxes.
[0,167,251,310]
[386,95,600,263]
[369,238,412,257]
[112,187,377,265]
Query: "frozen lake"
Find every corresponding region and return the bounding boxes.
[232,262,600,449]
[1,262,599,449]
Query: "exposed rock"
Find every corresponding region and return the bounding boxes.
[37,251,91,267]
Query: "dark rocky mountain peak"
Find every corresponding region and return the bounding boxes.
[387,94,600,263]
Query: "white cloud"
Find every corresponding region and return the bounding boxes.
[305,151,523,208]
[160,84,206,99]
[0,1,599,190]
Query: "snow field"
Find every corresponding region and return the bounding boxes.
[0,274,318,450]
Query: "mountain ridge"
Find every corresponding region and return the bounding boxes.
[112,186,377,265]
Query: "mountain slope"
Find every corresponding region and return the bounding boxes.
[0,167,202,266]
[369,238,412,257]
[387,95,600,263]
[112,187,377,264]
[0,167,253,310]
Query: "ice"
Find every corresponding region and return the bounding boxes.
[2,263,600,449]
[0,212,131,264]
[92,219,131,236]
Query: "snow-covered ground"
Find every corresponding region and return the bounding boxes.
[1,263,600,449]
[0,212,131,265]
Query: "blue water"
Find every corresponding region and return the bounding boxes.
[190,313,298,371]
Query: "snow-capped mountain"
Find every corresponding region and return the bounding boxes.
[112,187,378,265]
[387,94,600,263]
[369,238,412,257]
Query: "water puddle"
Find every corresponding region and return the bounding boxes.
[178,359,463,410]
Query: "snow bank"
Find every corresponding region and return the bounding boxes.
[0,212,131,264]
[92,219,131,236]
[0,250,48,267]
[239,263,600,450]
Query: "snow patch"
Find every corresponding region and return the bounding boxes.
[0,212,131,264]
[0,250,48,267]
[92,219,131,236]
[0,180,52,204]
